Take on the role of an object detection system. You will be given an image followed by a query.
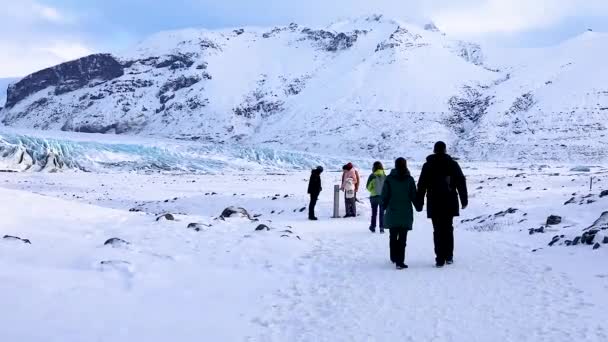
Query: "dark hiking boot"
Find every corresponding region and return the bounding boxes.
[446,258,454,265]
[369,226,376,233]
[309,217,318,221]
[379,228,385,234]
[396,264,408,270]
[436,261,445,268]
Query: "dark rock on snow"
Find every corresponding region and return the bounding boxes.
[255,224,270,231]
[104,238,130,247]
[600,190,608,198]
[187,223,209,231]
[593,243,601,250]
[548,235,561,246]
[221,206,253,220]
[546,215,562,226]
[156,213,175,221]
[3,235,31,244]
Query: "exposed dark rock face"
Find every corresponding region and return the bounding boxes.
[5,54,124,109]
[156,54,195,70]
[446,86,493,133]
[300,28,362,52]
[376,27,425,53]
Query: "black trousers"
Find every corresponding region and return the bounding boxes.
[431,216,454,263]
[389,227,409,265]
[309,193,319,218]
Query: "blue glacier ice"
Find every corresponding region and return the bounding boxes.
[0,130,368,173]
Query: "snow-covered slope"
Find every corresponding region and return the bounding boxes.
[0,77,19,108]
[1,16,606,161]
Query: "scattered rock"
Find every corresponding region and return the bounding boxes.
[100,260,131,266]
[600,190,608,198]
[494,208,518,217]
[593,243,601,250]
[570,166,591,172]
[3,235,31,244]
[187,223,210,231]
[603,236,608,244]
[282,230,294,234]
[507,183,513,187]
[529,227,545,235]
[221,207,253,220]
[546,215,562,226]
[525,187,532,191]
[104,238,130,248]
[129,208,142,212]
[255,224,270,231]
[298,207,306,213]
[548,235,561,246]
[564,197,576,205]
[581,231,596,245]
[156,213,175,221]
[572,236,581,245]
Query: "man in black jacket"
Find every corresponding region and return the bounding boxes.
[307,166,323,220]
[416,142,468,267]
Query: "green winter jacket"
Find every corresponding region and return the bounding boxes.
[366,169,387,197]
[381,168,417,230]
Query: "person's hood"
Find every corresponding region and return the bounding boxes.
[389,168,411,179]
[311,166,323,175]
[373,169,386,177]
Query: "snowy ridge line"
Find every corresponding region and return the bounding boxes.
[0,131,368,173]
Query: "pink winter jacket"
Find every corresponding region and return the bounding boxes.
[341,169,360,191]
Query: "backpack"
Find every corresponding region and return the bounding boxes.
[345,178,356,199]
[372,174,386,196]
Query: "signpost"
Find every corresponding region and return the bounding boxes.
[333,185,340,218]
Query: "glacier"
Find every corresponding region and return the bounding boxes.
[0,129,364,173]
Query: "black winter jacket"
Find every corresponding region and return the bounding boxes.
[416,154,468,218]
[308,169,322,195]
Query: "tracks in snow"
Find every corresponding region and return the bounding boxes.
[254,221,605,342]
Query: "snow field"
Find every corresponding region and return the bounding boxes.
[0,163,607,341]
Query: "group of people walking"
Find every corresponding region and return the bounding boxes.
[307,141,468,270]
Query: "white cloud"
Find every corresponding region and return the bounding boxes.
[432,0,608,35]
[0,0,93,77]
[38,41,93,61]
[33,2,64,23]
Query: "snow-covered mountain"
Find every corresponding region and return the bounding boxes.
[0,78,19,109]
[1,15,607,161]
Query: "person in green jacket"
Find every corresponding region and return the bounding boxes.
[381,157,417,270]
[366,161,387,233]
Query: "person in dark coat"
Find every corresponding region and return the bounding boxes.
[307,166,323,220]
[381,157,417,270]
[416,141,468,267]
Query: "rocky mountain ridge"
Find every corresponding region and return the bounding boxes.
[1,15,607,161]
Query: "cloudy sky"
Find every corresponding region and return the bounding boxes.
[1,0,607,77]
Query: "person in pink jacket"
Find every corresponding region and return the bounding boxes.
[341,162,360,217]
